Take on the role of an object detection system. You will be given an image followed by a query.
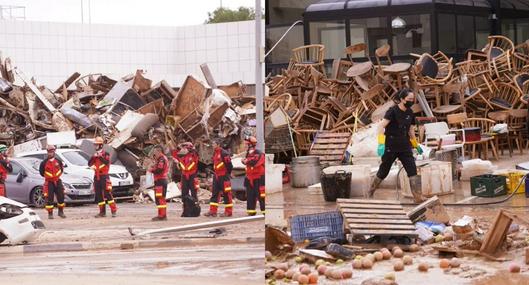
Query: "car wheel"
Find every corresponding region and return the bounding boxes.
[30,186,46,208]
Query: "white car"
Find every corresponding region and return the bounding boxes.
[0,196,45,245]
[17,148,134,197]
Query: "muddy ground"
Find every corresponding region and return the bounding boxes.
[0,201,264,285]
[267,152,529,284]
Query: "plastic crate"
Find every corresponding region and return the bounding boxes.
[290,211,344,243]
[502,172,526,194]
[321,170,351,202]
[470,174,507,197]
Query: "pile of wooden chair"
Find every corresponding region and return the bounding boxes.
[265,35,529,159]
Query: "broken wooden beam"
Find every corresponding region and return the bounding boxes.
[14,68,56,112]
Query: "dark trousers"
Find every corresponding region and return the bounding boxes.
[44,180,65,213]
[181,173,198,201]
[376,151,417,179]
[209,174,233,214]
[94,175,116,213]
[245,175,265,215]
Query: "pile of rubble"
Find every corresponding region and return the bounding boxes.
[0,54,256,184]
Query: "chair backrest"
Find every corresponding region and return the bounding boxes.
[447,112,468,127]
[344,43,367,62]
[292,44,325,65]
[330,59,353,81]
[508,108,528,128]
[375,44,392,66]
[417,53,439,78]
[424,122,449,137]
[514,73,529,91]
[464,118,495,133]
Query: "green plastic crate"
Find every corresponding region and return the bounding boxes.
[470,174,507,197]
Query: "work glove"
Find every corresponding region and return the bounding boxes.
[410,138,423,155]
[377,134,385,157]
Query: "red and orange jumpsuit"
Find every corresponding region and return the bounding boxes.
[244,147,265,216]
[149,153,169,218]
[209,147,234,216]
[0,154,12,196]
[89,150,117,215]
[39,158,65,214]
[173,148,200,212]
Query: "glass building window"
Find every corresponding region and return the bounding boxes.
[349,17,388,57]
[265,25,304,64]
[391,14,431,56]
[438,14,456,54]
[457,15,475,53]
[517,19,529,44]
[502,19,516,42]
[309,20,346,59]
[475,16,489,49]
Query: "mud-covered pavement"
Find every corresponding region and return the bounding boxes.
[0,201,264,285]
[267,153,529,284]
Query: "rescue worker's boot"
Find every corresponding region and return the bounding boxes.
[94,203,106,218]
[368,176,383,198]
[58,208,66,219]
[409,175,425,203]
[48,212,54,219]
[204,212,217,217]
[220,205,233,217]
[151,216,167,221]
[204,203,218,217]
[152,205,167,221]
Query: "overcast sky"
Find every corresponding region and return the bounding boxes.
[0,0,261,26]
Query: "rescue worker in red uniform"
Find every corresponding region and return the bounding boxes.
[242,136,265,216]
[172,142,200,217]
[149,145,169,221]
[0,144,13,197]
[204,139,233,217]
[39,145,66,219]
[89,137,117,218]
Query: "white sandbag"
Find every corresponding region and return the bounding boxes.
[347,122,382,158]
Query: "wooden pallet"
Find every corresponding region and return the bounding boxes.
[337,199,417,239]
[309,131,351,165]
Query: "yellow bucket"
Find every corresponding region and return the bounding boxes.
[505,172,526,194]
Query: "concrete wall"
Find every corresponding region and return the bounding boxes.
[0,20,263,89]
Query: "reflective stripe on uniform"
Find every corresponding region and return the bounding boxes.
[57,203,65,207]
[260,193,266,198]
[246,210,256,214]
[223,204,233,208]
[98,202,106,206]
[157,205,167,209]
[215,162,224,169]
[179,162,185,169]
[224,187,232,192]
[209,202,219,206]
[45,171,53,177]
[187,162,195,171]
[107,200,115,204]
[45,205,54,209]
[155,193,163,197]
[98,164,106,169]
[55,170,61,176]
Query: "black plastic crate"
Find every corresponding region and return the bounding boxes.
[470,174,507,197]
[290,211,344,243]
[321,170,351,202]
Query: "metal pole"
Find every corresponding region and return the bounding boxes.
[255,0,264,151]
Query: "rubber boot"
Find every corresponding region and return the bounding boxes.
[58,208,66,219]
[368,176,383,198]
[94,204,106,218]
[48,212,54,219]
[409,175,425,203]
[204,212,217,217]
[151,216,167,221]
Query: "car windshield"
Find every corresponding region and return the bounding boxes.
[62,151,90,166]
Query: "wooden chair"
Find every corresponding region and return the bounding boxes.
[488,111,512,157]
[489,82,522,110]
[375,44,392,68]
[358,84,385,115]
[411,51,454,110]
[291,44,325,73]
[513,40,529,72]
[432,80,464,119]
[513,73,529,105]
[463,118,499,160]
[344,43,368,63]
[508,109,527,155]
[484,35,514,80]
